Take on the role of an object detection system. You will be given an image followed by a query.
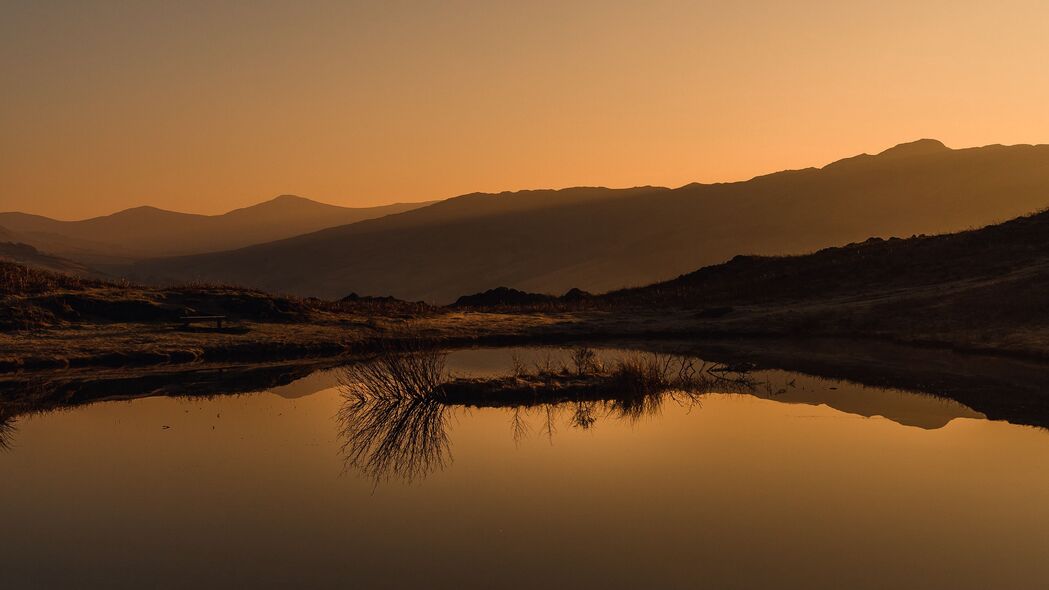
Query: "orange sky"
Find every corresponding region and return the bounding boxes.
[3,0,1048,219]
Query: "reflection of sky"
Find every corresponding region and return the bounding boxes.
[285,347,986,430]
[3,372,1049,588]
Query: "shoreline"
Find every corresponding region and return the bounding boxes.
[6,307,1049,374]
[5,333,1049,429]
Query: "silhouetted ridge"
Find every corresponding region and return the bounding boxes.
[340,292,408,304]
[610,206,1049,307]
[453,286,594,308]
[0,196,432,263]
[454,287,556,307]
[129,140,1049,302]
[877,138,950,158]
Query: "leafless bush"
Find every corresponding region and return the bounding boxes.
[510,354,528,378]
[569,346,600,376]
[339,345,448,402]
[532,353,565,379]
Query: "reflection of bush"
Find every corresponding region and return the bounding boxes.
[0,416,15,451]
[337,394,450,484]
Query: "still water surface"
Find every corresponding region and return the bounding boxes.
[3,347,1049,589]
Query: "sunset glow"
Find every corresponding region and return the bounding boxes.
[4,0,1049,218]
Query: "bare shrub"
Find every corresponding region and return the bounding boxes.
[569,346,600,376]
[510,354,528,378]
[532,353,564,379]
[339,345,448,402]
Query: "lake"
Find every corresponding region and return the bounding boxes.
[2,346,1049,589]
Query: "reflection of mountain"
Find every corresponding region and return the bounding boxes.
[267,370,340,400]
[0,361,331,421]
[751,372,984,430]
[441,348,984,430]
[133,140,1049,302]
[334,348,985,485]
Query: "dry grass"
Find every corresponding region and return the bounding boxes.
[0,262,108,295]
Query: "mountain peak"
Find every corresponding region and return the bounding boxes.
[271,194,311,202]
[225,195,330,216]
[107,205,186,219]
[244,194,331,211]
[877,139,950,158]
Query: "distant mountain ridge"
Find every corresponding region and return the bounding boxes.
[0,195,432,265]
[129,140,1049,303]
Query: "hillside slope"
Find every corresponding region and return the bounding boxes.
[595,205,1049,350]
[0,195,431,264]
[0,242,105,279]
[132,140,1049,302]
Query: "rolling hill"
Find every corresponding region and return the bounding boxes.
[590,201,1049,355]
[0,242,105,279]
[131,140,1049,303]
[608,202,1049,312]
[0,195,431,265]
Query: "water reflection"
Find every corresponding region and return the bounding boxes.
[336,348,760,481]
[0,414,16,451]
[3,354,1049,589]
[338,396,451,484]
[336,346,451,482]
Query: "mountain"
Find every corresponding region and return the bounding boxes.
[595,202,1049,355]
[130,140,1049,303]
[611,202,1049,308]
[0,195,431,265]
[0,241,105,279]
